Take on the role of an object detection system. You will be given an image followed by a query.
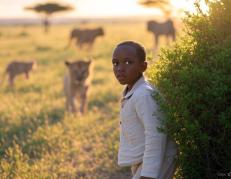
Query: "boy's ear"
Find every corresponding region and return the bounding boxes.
[141,61,147,72]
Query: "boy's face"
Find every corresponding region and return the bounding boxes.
[112,45,147,89]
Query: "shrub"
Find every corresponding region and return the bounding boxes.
[148,0,231,178]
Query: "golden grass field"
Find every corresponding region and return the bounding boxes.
[0,21,178,178]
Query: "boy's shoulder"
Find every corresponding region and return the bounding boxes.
[133,80,156,97]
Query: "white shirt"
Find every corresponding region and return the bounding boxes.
[118,76,177,178]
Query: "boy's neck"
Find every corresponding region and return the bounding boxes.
[125,75,143,95]
[124,86,130,95]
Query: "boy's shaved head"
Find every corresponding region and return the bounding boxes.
[116,41,146,62]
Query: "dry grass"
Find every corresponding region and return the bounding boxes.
[0,21,180,178]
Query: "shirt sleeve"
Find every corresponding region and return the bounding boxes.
[135,91,167,178]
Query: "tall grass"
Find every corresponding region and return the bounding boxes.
[0,22,158,178]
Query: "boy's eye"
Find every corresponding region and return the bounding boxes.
[112,62,118,66]
[125,60,132,65]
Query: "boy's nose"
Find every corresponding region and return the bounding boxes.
[117,64,125,72]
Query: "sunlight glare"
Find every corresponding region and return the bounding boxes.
[171,0,209,15]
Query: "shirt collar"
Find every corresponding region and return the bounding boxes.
[122,76,145,99]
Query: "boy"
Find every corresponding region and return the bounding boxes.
[112,41,177,179]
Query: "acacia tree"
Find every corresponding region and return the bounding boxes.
[25,2,74,33]
[139,0,172,16]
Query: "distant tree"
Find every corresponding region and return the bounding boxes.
[25,2,74,33]
[138,0,172,17]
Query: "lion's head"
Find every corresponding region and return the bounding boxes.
[65,59,92,84]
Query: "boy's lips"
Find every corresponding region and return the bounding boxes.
[116,74,126,79]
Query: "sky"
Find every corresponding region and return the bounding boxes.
[0,0,207,19]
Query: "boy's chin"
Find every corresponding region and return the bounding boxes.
[118,80,127,85]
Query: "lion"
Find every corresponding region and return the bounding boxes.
[64,59,92,114]
[68,27,104,49]
[0,60,37,87]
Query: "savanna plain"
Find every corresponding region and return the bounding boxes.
[0,21,162,178]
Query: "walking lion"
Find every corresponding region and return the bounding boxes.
[63,59,92,114]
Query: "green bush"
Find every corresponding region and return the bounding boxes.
[148,0,231,178]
